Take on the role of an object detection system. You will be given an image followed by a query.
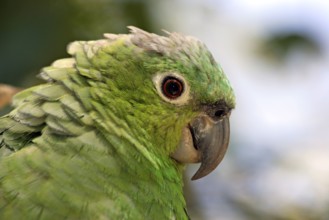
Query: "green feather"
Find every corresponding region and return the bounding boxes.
[0,26,235,219]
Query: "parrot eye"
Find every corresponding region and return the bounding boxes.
[162,77,184,99]
[153,72,190,105]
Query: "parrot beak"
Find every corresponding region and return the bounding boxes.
[171,114,230,180]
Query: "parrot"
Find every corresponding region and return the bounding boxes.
[0,26,235,220]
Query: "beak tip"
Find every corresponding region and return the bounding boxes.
[190,164,218,181]
[191,174,201,181]
[190,167,210,180]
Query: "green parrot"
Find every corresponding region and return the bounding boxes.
[0,27,235,219]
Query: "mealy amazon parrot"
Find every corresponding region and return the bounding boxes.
[0,26,235,219]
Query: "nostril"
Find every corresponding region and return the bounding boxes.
[214,109,225,119]
[203,101,230,121]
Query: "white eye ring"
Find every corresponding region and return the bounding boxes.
[153,72,190,106]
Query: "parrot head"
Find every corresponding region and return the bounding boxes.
[68,26,235,180]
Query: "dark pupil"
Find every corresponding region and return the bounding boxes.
[166,81,180,95]
[162,77,183,99]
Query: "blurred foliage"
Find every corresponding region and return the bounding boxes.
[0,0,153,86]
[257,32,321,64]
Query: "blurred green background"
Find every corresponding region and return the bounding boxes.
[0,0,154,86]
[1,0,329,219]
